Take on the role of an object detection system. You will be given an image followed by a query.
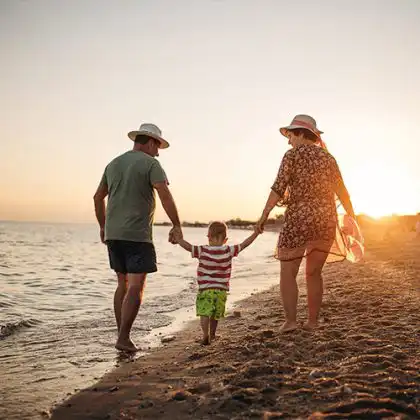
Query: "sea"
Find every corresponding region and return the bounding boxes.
[0,221,280,420]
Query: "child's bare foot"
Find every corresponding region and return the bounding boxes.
[279,321,298,333]
[201,337,210,346]
[115,338,138,352]
[303,321,319,330]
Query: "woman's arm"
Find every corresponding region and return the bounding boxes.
[255,150,294,233]
[332,159,356,220]
[336,181,356,220]
[255,190,282,233]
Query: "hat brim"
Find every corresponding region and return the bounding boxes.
[280,125,323,138]
[128,130,170,149]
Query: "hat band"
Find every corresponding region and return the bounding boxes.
[290,119,318,132]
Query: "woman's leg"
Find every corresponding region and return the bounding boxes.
[280,258,302,332]
[305,249,329,329]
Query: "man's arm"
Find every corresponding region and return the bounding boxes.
[153,182,181,227]
[239,231,259,251]
[93,177,108,243]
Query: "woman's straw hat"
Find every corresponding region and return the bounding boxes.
[280,115,323,139]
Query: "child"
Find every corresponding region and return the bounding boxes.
[174,221,259,345]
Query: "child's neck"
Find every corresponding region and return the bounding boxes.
[208,239,225,246]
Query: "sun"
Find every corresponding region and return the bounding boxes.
[345,161,418,218]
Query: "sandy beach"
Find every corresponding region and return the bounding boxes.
[51,230,419,419]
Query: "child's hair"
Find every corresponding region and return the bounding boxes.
[208,221,228,240]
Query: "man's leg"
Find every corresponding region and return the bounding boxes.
[115,273,146,352]
[114,273,127,332]
[280,258,302,332]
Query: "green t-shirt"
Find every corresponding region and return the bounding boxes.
[100,150,168,243]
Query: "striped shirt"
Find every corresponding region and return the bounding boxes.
[191,244,242,291]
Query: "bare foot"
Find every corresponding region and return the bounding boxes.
[279,321,298,333]
[115,339,138,352]
[201,337,210,346]
[210,335,218,341]
[303,321,318,330]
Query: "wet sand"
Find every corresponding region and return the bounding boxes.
[51,230,419,419]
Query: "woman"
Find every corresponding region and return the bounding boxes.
[255,115,356,332]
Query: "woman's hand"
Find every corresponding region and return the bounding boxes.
[255,215,268,234]
[256,190,281,234]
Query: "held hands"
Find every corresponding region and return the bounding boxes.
[100,228,105,244]
[168,226,183,244]
[254,214,268,234]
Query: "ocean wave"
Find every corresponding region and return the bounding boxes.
[0,319,41,340]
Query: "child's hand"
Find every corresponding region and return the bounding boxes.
[173,229,183,243]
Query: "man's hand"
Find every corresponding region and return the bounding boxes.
[168,226,182,244]
[173,228,183,243]
[100,228,105,244]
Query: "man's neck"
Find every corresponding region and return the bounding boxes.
[133,144,151,156]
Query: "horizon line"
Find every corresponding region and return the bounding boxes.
[1,212,419,226]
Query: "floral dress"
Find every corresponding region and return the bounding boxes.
[271,144,345,261]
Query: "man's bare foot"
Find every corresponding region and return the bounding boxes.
[210,335,218,341]
[201,337,210,346]
[115,339,138,352]
[303,321,318,330]
[279,321,298,333]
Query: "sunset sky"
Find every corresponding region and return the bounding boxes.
[1,0,419,223]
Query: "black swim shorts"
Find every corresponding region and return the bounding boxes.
[106,240,157,274]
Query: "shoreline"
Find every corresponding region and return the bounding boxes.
[1,225,281,420]
[51,231,419,419]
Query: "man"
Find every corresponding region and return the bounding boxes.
[93,123,182,352]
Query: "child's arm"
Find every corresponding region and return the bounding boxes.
[173,229,193,252]
[239,230,260,251]
[177,238,193,253]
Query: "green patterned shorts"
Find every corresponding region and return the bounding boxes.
[196,289,227,320]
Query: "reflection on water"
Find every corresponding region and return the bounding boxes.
[0,222,279,419]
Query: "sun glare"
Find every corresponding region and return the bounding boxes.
[346,161,417,218]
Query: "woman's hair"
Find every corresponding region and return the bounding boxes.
[208,221,227,240]
[289,128,319,142]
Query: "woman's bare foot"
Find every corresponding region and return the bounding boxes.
[279,320,298,333]
[303,321,318,330]
[115,338,138,352]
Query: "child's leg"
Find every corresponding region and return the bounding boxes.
[210,290,227,340]
[200,316,210,344]
[210,318,218,340]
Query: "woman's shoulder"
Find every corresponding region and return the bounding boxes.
[283,148,297,160]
